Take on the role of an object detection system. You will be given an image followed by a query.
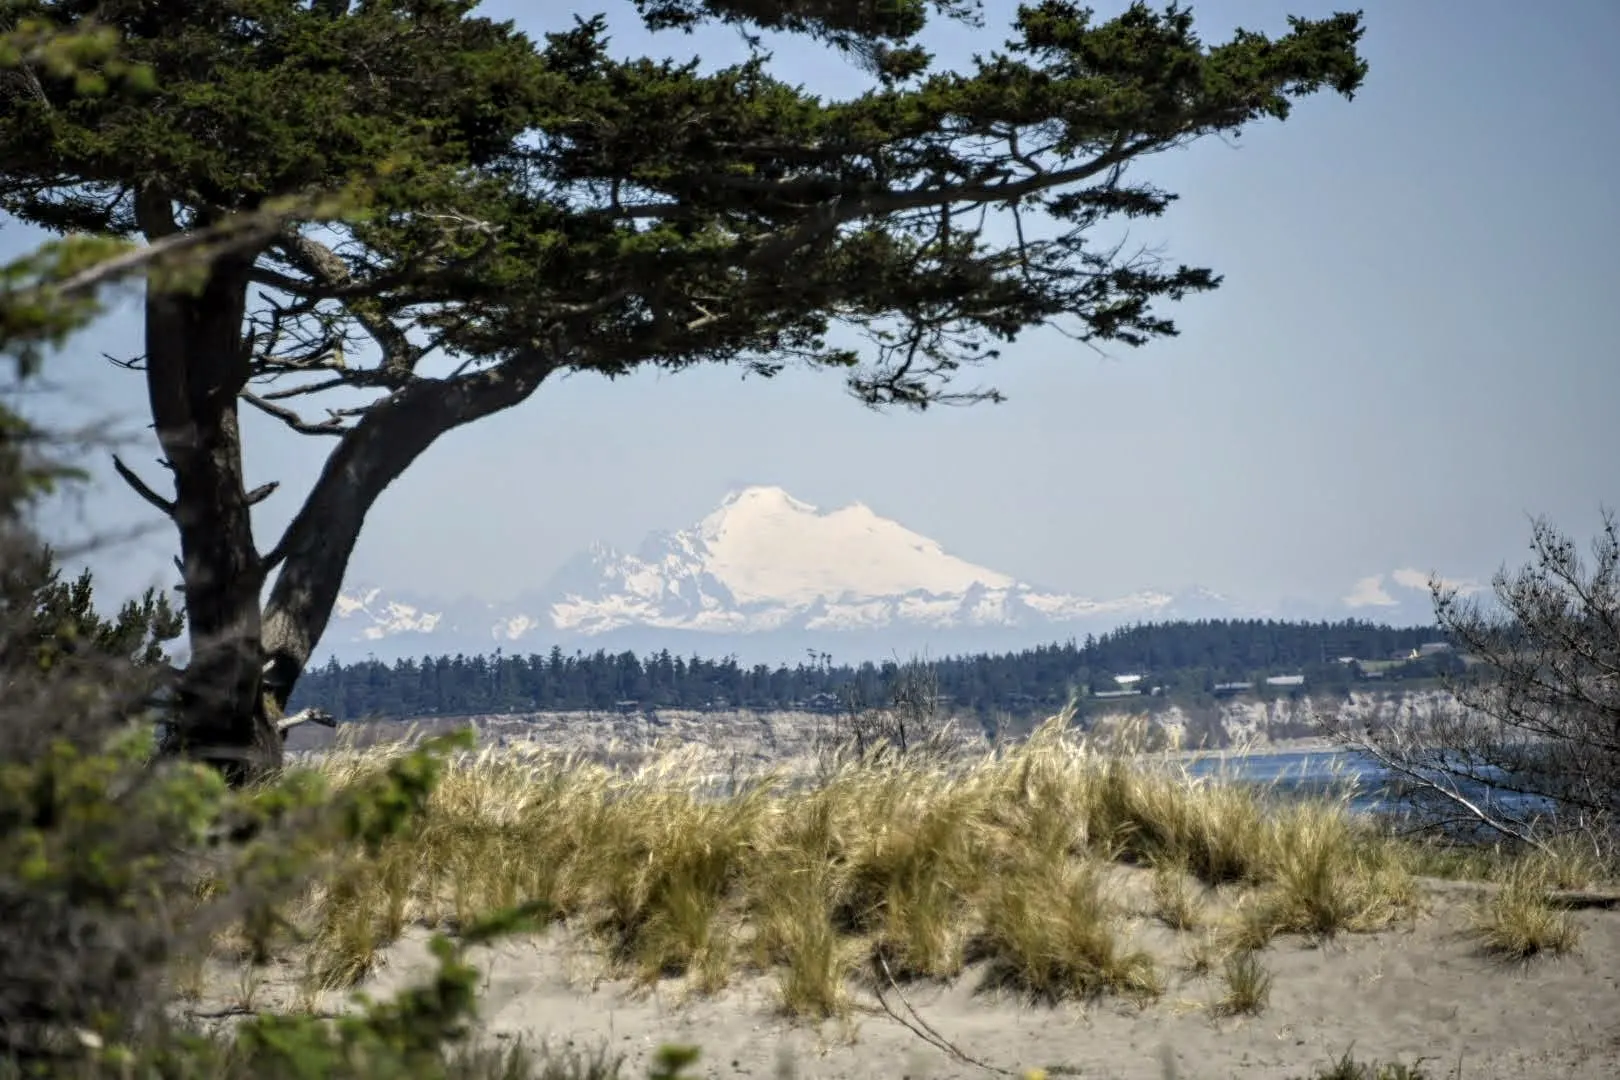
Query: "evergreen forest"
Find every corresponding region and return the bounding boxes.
[288,619,1464,722]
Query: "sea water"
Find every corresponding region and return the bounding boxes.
[1185,747,1556,824]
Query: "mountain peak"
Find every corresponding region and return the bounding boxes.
[687,486,1014,607]
[715,485,818,514]
[327,488,1252,657]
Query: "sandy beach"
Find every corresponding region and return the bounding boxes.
[194,873,1620,1080]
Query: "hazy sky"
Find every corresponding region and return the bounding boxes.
[11,0,1619,614]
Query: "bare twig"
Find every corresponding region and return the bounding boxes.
[244,481,279,506]
[1347,732,1553,855]
[240,391,346,436]
[110,455,175,517]
[275,707,336,737]
[871,951,1019,1077]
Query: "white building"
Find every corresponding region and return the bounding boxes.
[1264,674,1306,688]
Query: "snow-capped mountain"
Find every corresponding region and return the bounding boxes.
[545,486,1187,635]
[322,486,1452,665]
[323,486,1246,663]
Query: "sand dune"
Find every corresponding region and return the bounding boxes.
[192,876,1620,1080]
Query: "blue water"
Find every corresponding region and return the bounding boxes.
[1179,748,1394,814]
[605,746,1555,836]
[1180,748,1555,824]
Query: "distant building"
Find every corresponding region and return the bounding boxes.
[1418,642,1453,656]
[1213,681,1254,697]
[1114,674,1143,687]
[1265,674,1306,688]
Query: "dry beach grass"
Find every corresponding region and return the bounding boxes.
[182,717,1620,1079]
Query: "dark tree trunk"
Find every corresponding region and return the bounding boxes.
[139,192,278,783]
[133,187,555,765]
[260,355,554,713]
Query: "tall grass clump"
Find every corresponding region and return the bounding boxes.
[826,758,994,979]
[1469,862,1582,960]
[749,794,860,1017]
[1150,860,1207,931]
[1260,802,1416,938]
[1214,949,1273,1016]
[591,784,772,989]
[294,714,1420,1018]
[1091,755,1272,884]
[978,857,1163,1003]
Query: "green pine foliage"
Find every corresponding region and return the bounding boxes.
[0,390,499,1069]
[4,0,1370,766]
[0,550,182,673]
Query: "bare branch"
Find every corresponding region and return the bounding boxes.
[240,392,347,437]
[244,481,280,506]
[110,455,175,518]
[245,266,311,295]
[253,376,352,400]
[101,351,145,371]
[275,707,335,737]
[274,234,419,378]
[1345,729,1553,855]
[1334,512,1620,855]
[872,950,1018,1077]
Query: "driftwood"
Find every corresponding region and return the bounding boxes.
[1545,890,1620,911]
[275,707,335,739]
[1422,878,1620,910]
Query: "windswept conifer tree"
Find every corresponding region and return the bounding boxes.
[1,0,1369,776]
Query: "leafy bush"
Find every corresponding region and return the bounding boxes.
[0,462,544,1074]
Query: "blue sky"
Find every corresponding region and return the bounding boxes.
[9,0,1619,616]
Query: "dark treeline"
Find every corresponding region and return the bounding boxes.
[288,619,1455,722]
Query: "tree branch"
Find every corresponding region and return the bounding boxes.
[1344,729,1553,854]
[258,343,561,694]
[274,234,419,378]
[254,376,354,401]
[110,455,175,517]
[244,481,280,506]
[240,391,347,436]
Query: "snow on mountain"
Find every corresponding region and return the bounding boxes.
[321,486,1439,664]
[698,487,1013,605]
[331,586,444,640]
[539,486,1172,637]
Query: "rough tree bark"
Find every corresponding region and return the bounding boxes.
[136,188,279,781]
[258,354,556,720]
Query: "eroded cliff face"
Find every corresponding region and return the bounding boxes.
[287,689,1465,777]
[1084,689,1464,751]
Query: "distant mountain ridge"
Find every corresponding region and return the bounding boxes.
[323,486,1442,664]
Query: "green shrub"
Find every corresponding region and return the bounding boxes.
[0,540,533,1075]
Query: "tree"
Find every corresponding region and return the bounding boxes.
[0,547,182,673]
[1336,513,1620,855]
[1,0,1369,778]
[0,21,570,1075]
